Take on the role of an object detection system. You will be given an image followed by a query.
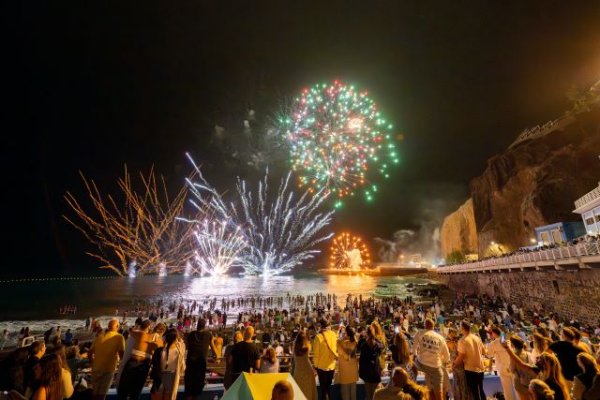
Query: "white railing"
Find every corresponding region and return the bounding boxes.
[574,185,600,210]
[509,116,572,149]
[438,241,600,274]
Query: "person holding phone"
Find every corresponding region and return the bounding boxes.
[488,326,516,400]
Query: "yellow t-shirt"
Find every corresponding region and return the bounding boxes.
[458,333,486,373]
[312,329,338,371]
[91,331,125,373]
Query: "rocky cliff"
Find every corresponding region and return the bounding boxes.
[440,198,478,257]
[440,108,600,257]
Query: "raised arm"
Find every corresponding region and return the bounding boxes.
[501,342,535,375]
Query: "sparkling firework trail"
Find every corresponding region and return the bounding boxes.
[64,167,195,276]
[184,153,334,276]
[191,219,247,276]
[286,80,399,207]
[329,232,372,270]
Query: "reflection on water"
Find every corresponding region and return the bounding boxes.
[0,273,437,321]
[186,274,382,303]
[326,274,378,295]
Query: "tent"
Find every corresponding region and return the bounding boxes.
[221,372,308,400]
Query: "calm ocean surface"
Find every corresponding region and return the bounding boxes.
[0,272,436,334]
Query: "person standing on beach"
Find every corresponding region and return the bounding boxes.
[229,326,261,384]
[312,319,338,400]
[223,331,243,390]
[358,325,384,400]
[117,320,164,400]
[184,319,216,400]
[414,319,450,400]
[454,320,487,400]
[156,328,186,400]
[25,340,46,397]
[89,319,125,400]
[549,327,583,389]
[488,326,516,400]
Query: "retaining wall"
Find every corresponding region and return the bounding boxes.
[438,269,600,324]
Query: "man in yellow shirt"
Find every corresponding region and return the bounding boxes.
[453,320,486,400]
[89,319,125,400]
[312,319,338,400]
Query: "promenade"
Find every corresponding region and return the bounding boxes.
[438,240,600,274]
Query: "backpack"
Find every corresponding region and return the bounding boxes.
[582,374,600,400]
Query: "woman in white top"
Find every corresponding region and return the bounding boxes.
[259,347,280,373]
[158,328,186,400]
[530,333,550,364]
[47,345,74,399]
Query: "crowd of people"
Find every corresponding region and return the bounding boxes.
[1,290,600,400]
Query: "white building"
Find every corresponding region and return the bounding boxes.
[573,181,600,235]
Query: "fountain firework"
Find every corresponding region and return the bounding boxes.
[127,261,137,278]
[157,263,167,277]
[64,167,194,276]
[184,153,334,276]
[183,261,193,277]
[191,219,247,276]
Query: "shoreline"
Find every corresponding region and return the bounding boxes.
[0,282,450,349]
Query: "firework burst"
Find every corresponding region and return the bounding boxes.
[184,154,334,276]
[286,80,399,207]
[329,232,371,270]
[191,219,247,276]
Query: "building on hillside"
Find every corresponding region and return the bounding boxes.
[573,181,600,236]
[534,222,586,246]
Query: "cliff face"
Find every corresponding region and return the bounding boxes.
[440,109,600,257]
[440,198,478,257]
[471,109,600,256]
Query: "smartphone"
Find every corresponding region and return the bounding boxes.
[394,325,400,334]
[500,332,506,343]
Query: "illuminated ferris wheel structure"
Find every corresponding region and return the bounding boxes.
[329,232,372,270]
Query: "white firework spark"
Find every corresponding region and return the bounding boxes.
[184,153,334,276]
[191,219,247,276]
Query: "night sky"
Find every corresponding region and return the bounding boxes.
[5,1,600,277]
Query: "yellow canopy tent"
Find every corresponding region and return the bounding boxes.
[221,372,308,400]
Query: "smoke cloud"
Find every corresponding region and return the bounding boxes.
[374,182,466,264]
